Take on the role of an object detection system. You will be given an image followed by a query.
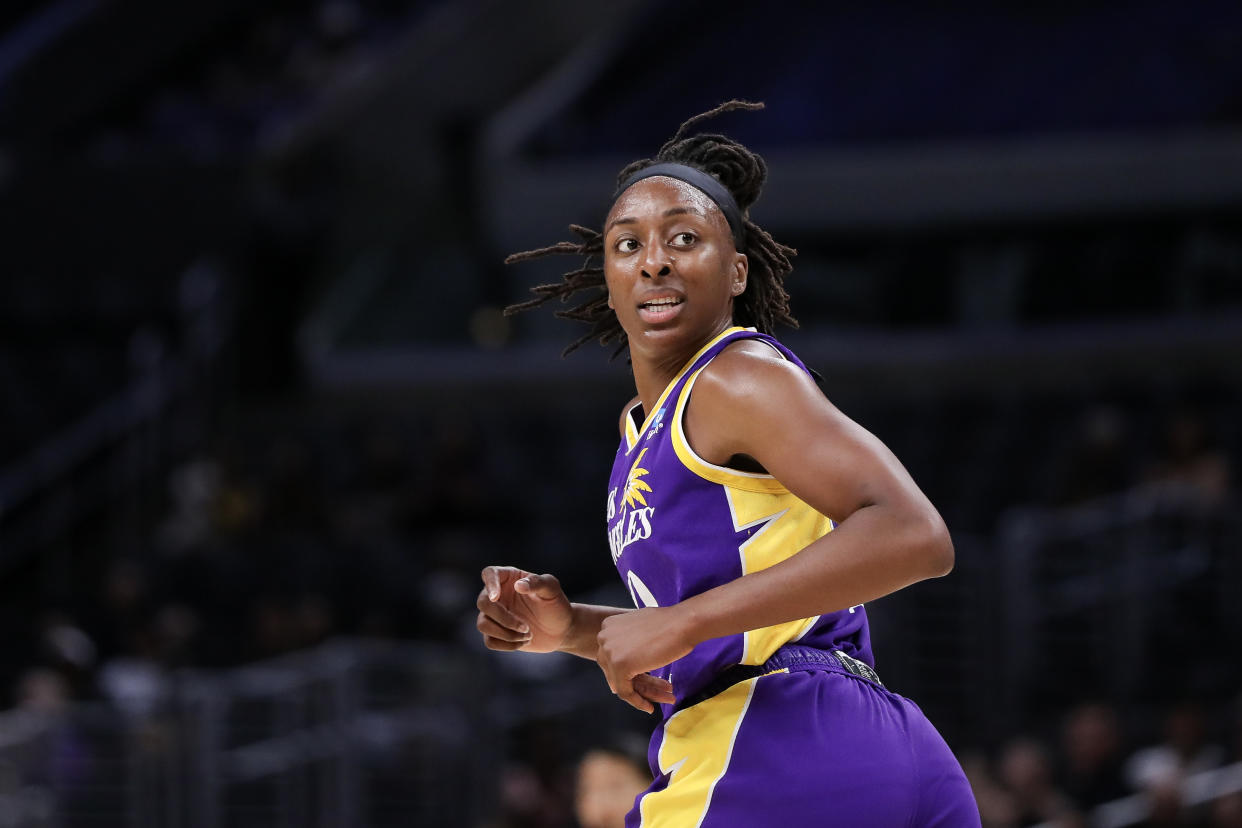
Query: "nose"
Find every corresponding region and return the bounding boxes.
[640,245,672,279]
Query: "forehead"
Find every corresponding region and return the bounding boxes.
[577,752,646,783]
[606,176,725,229]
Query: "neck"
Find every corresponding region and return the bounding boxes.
[629,321,735,418]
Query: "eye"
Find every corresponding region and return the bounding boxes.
[671,232,696,247]
[615,237,639,253]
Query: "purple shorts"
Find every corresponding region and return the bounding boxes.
[626,647,980,827]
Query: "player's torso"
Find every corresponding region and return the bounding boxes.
[605,327,873,712]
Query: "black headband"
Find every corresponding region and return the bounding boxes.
[612,162,746,250]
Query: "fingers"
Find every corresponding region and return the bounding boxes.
[480,566,506,601]
[608,674,675,714]
[475,588,530,633]
[481,634,526,652]
[633,673,676,706]
[476,612,531,646]
[615,682,655,714]
[513,572,562,600]
[475,572,530,649]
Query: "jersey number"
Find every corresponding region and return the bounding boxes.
[627,570,659,608]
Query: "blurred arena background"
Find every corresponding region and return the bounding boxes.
[1,1,1241,826]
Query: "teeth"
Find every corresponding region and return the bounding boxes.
[642,298,681,308]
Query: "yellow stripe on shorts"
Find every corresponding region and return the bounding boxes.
[639,676,758,827]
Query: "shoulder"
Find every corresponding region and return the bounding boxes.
[618,395,641,437]
[683,338,835,463]
[692,338,821,411]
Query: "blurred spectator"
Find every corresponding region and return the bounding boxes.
[488,760,571,828]
[997,737,1081,827]
[87,559,151,659]
[14,669,72,715]
[292,592,337,648]
[1142,408,1232,503]
[13,668,91,798]
[149,603,202,670]
[94,601,199,718]
[483,716,576,828]
[248,595,301,659]
[1058,701,1129,811]
[574,732,651,828]
[35,615,97,700]
[1135,775,1203,828]
[96,631,166,719]
[1127,702,1226,792]
[1211,791,1242,828]
[1052,405,1131,507]
[155,457,223,555]
[961,749,1020,827]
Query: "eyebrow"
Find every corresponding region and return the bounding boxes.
[606,205,706,233]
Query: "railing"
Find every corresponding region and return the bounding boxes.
[1031,761,1242,828]
[997,488,1242,729]
[0,640,494,828]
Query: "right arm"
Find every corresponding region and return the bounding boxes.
[475,566,674,712]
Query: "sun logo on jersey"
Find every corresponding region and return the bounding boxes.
[624,447,653,508]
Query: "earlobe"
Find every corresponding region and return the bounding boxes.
[733,254,748,295]
[607,293,614,309]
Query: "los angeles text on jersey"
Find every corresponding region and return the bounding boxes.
[606,486,655,563]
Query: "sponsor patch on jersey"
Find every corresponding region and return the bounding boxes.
[645,407,666,441]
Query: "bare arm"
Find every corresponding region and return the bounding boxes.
[596,341,953,687]
[678,341,953,636]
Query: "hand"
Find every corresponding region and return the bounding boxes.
[476,566,573,653]
[596,607,692,713]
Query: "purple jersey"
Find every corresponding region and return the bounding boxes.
[605,326,980,827]
[605,326,873,714]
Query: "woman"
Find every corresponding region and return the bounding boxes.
[476,101,981,827]
[575,733,654,828]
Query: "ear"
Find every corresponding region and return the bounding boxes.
[731,253,748,296]
[607,292,614,309]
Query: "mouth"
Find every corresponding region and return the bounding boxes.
[636,295,685,324]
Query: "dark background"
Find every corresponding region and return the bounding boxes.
[1,1,1241,826]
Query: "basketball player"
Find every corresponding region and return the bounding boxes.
[476,101,981,827]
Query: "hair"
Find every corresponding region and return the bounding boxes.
[504,100,798,356]
[578,730,651,778]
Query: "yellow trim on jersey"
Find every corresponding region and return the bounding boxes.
[639,676,756,827]
[664,334,838,665]
[670,368,789,493]
[624,326,753,453]
[724,487,833,665]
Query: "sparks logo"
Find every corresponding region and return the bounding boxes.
[609,447,656,563]
[624,448,653,507]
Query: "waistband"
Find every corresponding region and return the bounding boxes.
[674,644,883,714]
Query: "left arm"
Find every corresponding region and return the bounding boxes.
[595,341,953,692]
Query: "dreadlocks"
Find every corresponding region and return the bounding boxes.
[504,100,798,356]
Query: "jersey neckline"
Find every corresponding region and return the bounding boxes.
[624,326,754,452]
